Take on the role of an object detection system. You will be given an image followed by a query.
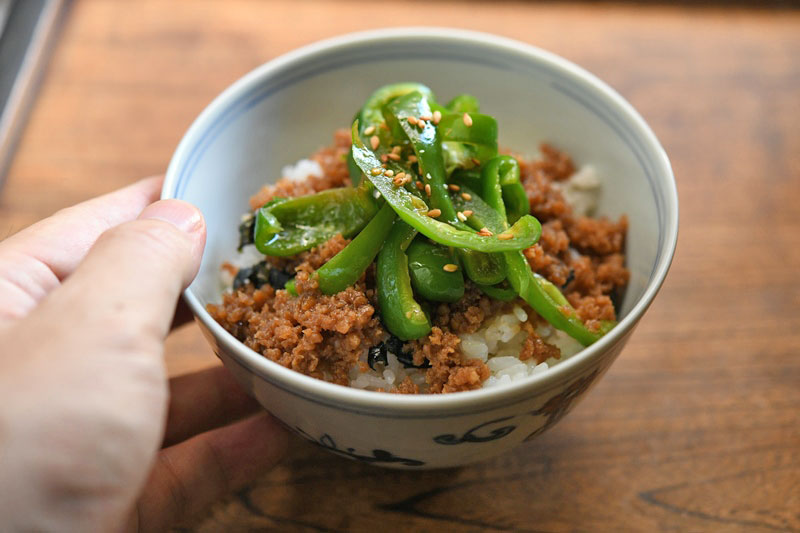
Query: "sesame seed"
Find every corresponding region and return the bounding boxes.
[461,192,472,201]
[433,110,442,124]
[462,210,474,217]
[380,154,388,163]
[407,116,418,125]
[387,153,401,161]
[364,125,376,135]
[478,227,493,236]
[407,155,418,163]
[384,169,394,177]
[471,158,481,166]
[381,163,388,168]
[457,211,467,222]
[370,167,382,176]
[393,176,404,187]
[498,233,514,240]
[392,145,402,154]
[448,184,461,191]
[443,264,459,272]
[463,113,473,127]
[425,173,432,180]
[370,135,380,149]
[419,114,432,121]
[425,184,432,196]
[395,172,406,181]
[380,122,389,130]
[426,208,442,218]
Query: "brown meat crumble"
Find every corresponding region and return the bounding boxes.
[208,132,629,393]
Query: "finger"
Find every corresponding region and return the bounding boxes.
[128,414,288,533]
[0,177,163,321]
[163,365,261,447]
[39,199,206,361]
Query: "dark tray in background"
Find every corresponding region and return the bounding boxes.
[0,0,67,186]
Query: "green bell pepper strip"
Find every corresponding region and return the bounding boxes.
[451,186,614,346]
[504,253,614,345]
[482,156,529,225]
[284,278,298,297]
[458,248,506,285]
[351,121,542,253]
[377,219,432,340]
[254,185,379,257]
[438,111,499,173]
[359,82,435,136]
[407,238,465,302]
[480,155,529,224]
[445,94,480,113]
[316,203,396,294]
[384,91,459,224]
[438,112,497,146]
[475,283,518,301]
[346,150,363,187]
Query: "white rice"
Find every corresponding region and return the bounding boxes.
[282,158,323,182]
[553,164,601,217]
[225,159,601,392]
[351,306,586,393]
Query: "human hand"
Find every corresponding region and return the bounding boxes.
[0,177,288,532]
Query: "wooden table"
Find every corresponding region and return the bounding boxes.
[2,1,798,531]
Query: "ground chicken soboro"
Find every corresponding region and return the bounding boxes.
[208,132,629,393]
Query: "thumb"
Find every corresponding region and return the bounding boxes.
[44,199,206,357]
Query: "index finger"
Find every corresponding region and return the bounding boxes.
[0,177,162,320]
[1,176,163,280]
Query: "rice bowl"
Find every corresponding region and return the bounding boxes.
[163,28,677,468]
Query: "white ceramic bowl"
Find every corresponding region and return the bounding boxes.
[163,28,678,469]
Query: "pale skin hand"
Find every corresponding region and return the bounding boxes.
[0,177,288,532]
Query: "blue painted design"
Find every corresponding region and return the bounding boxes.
[294,427,425,466]
[524,369,599,441]
[433,416,516,445]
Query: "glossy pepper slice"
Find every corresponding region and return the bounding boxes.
[445,94,480,113]
[452,185,614,346]
[359,82,436,137]
[475,283,518,302]
[351,121,542,253]
[407,238,465,302]
[316,203,396,294]
[384,91,459,224]
[458,248,506,286]
[437,111,499,173]
[481,156,529,225]
[377,219,432,340]
[254,185,379,256]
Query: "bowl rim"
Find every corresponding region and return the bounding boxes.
[164,26,679,414]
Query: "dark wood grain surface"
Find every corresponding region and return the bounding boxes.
[1,1,798,531]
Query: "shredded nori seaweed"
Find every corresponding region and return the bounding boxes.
[238,213,256,251]
[367,335,431,370]
[267,268,292,290]
[561,268,575,289]
[233,260,292,291]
